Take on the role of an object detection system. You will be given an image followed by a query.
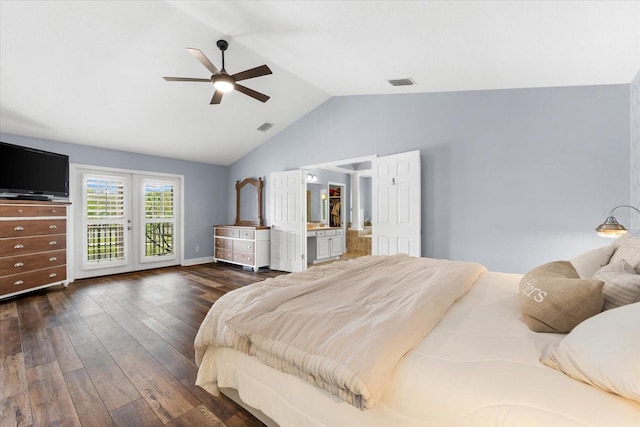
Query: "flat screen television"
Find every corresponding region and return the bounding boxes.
[0,142,70,200]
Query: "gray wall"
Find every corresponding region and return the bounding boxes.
[229,85,630,273]
[0,132,227,261]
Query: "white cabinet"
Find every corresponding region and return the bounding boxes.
[213,225,270,271]
[307,228,343,264]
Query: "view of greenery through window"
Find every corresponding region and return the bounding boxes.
[86,179,174,262]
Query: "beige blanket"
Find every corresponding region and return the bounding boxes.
[194,254,486,409]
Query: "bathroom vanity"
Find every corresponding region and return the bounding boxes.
[306,227,344,264]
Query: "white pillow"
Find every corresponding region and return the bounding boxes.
[610,232,640,273]
[569,245,615,278]
[541,302,640,403]
[593,259,640,310]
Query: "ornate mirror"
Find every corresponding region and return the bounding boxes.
[235,177,264,226]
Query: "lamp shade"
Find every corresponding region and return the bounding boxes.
[595,216,628,238]
[595,205,640,238]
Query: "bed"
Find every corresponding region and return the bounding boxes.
[194,240,640,427]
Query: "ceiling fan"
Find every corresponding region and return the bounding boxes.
[163,39,272,104]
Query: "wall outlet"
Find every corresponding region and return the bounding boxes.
[195,246,200,253]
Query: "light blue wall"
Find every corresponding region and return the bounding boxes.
[0,133,227,261]
[229,85,630,273]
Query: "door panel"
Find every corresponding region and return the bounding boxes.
[270,170,305,272]
[75,172,131,279]
[372,150,421,257]
[134,176,179,270]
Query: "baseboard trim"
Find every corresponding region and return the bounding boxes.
[182,256,214,266]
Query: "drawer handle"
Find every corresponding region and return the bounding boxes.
[17,209,23,213]
[49,257,57,262]
[50,209,56,213]
[49,224,57,229]
[49,241,57,246]
[49,273,57,278]
[14,280,24,286]
[14,226,24,231]
[14,262,24,268]
[14,244,24,249]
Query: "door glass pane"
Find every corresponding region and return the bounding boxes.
[143,181,175,257]
[84,176,126,264]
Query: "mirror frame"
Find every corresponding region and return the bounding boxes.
[235,177,264,226]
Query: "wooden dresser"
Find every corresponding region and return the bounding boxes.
[0,200,70,299]
[213,225,270,272]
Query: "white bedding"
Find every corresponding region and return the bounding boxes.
[196,270,640,426]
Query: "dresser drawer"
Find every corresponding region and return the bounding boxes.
[233,252,254,265]
[0,219,66,238]
[37,206,66,217]
[214,237,233,250]
[215,248,232,261]
[239,229,254,239]
[0,205,38,217]
[233,240,255,253]
[0,234,66,257]
[0,265,67,295]
[0,250,66,276]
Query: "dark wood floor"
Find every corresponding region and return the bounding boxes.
[0,263,286,427]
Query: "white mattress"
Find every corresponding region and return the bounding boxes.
[199,271,640,426]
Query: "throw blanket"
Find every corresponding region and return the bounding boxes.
[194,254,486,409]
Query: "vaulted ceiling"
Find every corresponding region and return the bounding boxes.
[1,1,639,165]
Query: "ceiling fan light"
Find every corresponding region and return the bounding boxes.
[213,75,235,93]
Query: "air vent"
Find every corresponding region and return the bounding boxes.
[388,78,416,87]
[257,122,273,132]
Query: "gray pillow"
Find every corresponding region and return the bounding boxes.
[593,259,640,310]
[519,261,604,333]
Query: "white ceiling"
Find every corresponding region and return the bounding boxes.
[1,1,639,166]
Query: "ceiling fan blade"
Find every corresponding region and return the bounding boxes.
[231,65,272,82]
[163,77,210,82]
[234,84,270,103]
[210,91,224,104]
[186,48,220,75]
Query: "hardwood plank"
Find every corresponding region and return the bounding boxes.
[64,368,114,427]
[166,404,225,427]
[16,297,57,369]
[0,353,27,399]
[34,293,61,329]
[74,342,140,411]
[26,361,81,427]
[110,343,199,424]
[82,312,137,352]
[55,309,100,348]
[0,299,18,321]
[0,391,32,427]
[110,398,163,427]
[140,317,195,360]
[224,410,268,427]
[18,324,56,370]
[47,326,83,374]
[0,317,22,358]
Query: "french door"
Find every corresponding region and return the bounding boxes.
[73,167,181,279]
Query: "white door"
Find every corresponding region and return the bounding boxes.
[269,170,305,272]
[73,167,181,279]
[372,150,421,256]
[133,175,180,271]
